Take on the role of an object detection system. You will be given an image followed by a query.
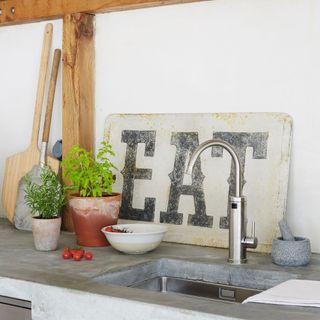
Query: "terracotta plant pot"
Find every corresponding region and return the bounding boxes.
[68,193,121,247]
[32,217,61,251]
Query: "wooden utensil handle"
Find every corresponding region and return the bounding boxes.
[42,49,61,143]
[30,23,53,147]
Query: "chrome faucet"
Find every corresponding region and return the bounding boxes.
[185,139,257,264]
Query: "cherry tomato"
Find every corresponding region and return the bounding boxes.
[104,226,129,233]
[62,251,72,260]
[70,248,84,258]
[63,247,70,253]
[73,253,82,261]
[84,252,93,260]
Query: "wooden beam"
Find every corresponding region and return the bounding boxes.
[0,0,201,26]
[62,13,95,231]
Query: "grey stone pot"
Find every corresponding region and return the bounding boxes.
[32,217,61,251]
[271,237,311,266]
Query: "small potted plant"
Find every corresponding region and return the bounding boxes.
[24,165,66,251]
[61,142,121,247]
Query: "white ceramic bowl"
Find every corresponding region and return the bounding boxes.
[101,224,168,254]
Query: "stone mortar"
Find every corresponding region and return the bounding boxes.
[271,237,311,266]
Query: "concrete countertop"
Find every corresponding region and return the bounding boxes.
[0,219,319,320]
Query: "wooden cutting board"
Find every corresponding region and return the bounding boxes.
[104,113,292,253]
[2,24,60,224]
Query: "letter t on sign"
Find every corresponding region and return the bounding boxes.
[120,130,156,221]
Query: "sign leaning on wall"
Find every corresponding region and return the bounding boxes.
[104,113,292,253]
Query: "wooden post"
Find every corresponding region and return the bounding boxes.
[62,13,95,231]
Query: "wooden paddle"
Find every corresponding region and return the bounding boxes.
[2,24,59,224]
[14,49,62,230]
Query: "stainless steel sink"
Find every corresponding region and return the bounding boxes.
[92,258,296,304]
[131,276,262,303]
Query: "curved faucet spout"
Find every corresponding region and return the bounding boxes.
[185,139,257,264]
[185,139,242,198]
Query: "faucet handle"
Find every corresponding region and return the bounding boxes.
[242,221,258,249]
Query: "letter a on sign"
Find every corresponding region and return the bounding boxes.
[160,132,213,228]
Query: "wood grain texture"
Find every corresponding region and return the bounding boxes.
[42,49,61,143]
[62,14,95,231]
[0,0,201,26]
[31,23,53,148]
[2,24,59,223]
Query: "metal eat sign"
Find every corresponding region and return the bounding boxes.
[104,113,292,252]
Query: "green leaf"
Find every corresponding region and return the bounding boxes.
[60,142,117,197]
[24,165,67,219]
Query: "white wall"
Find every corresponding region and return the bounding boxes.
[1,0,320,251]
